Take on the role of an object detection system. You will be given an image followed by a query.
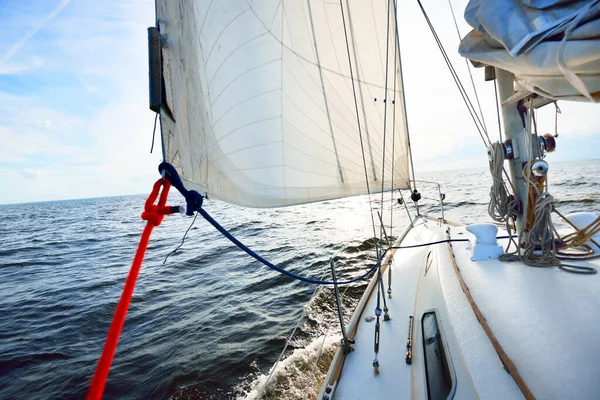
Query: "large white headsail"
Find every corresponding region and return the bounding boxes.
[155,0,410,207]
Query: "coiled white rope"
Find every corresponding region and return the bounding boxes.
[521,170,557,266]
[488,143,514,222]
[506,161,595,273]
[488,142,519,252]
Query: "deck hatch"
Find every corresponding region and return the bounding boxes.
[422,312,453,400]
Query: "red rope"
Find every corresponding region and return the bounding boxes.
[87,179,172,400]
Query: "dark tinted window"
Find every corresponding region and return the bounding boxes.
[422,312,452,400]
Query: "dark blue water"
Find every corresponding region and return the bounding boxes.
[1,160,598,399]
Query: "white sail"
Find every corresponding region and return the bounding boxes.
[459,0,600,102]
[155,0,410,207]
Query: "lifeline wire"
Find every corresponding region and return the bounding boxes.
[391,236,512,249]
[391,238,469,249]
[339,0,379,245]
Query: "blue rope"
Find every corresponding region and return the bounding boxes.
[199,206,383,285]
[158,162,203,216]
[158,162,383,286]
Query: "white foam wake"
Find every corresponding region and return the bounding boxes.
[237,334,340,400]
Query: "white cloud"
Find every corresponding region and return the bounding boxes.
[0,125,88,161]
[0,0,160,204]
[0,56,46,75]
[20,169,41,181]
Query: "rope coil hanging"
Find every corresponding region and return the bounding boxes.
[487,142,520,254]
[497,160,597,274]
[521,161,556,267]
[488,142,519,224]
[560,216,600,249]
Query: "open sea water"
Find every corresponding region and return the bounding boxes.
[1,160,598,399]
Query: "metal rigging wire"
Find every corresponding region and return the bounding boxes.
[446,0,488,135]
[339,0,379,246]
[416,0,491,148]
[393,0,418,193]
[379,0,393,252]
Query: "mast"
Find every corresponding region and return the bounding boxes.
[495,68,528,233]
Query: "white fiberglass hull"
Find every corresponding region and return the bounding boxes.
[321,216,600,399]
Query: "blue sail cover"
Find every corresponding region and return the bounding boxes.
[459,0,600,101]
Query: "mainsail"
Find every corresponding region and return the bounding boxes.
[155,0,410,207]
[459,0,600,102]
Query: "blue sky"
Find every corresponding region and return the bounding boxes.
[0,0,160,204]
[0,0,598,204]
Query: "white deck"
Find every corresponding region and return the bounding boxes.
[333,221,427,399]
[324,217,600,399]
[450,225,600,399]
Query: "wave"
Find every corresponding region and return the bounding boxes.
[556,198,598,205]
[553,180,591,187]
[0,352,70,371]
[343,237,381,253]
[236,335,340,400]
[1,262,25,268]
[1,259,64,268]
[443,200,486,208]
[0,245,45,257]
